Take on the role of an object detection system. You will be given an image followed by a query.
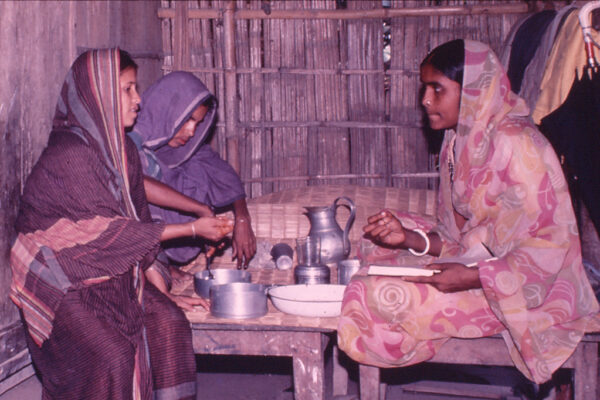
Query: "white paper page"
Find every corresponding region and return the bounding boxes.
[367,265,440,277]
[367,255,499,277]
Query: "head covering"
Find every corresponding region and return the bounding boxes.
[53,48,138,219]
[436,40,530,244]
[129,71,217,175]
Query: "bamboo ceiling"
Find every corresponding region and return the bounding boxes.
[159,0,530,198]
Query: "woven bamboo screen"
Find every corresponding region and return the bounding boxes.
[158,0,531,198]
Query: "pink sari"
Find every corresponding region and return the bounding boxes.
[338,40,600,383]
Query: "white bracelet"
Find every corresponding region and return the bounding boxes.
[408,229,430,256]
[191,223,196,239]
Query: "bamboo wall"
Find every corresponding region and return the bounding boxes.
[158,0,535,198]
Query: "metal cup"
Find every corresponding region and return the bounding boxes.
[295,236,321,266]
[270,243,294,270]
[337,259,362,285]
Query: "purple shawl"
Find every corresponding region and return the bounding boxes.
[129,71,245,263]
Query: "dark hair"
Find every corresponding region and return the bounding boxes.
[119,50,138,72]
[421,39,464,85]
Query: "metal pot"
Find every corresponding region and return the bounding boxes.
[194,269,251,299]
[209,282,268,319]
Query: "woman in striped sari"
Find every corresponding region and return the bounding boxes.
[10,49,232,399]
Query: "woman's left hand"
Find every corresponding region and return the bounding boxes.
[167,293,209,312]
[402,263,481,293]
[232,218,256,268]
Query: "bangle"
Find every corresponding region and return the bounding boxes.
[191,223,196,239]
[408,229,430,256]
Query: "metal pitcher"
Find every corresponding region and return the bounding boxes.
[304,196,356,264]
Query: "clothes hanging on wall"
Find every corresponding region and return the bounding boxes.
[532,9,600,123]
[506,9,556,93]
[501,6,577,112]
[539,68,600,240]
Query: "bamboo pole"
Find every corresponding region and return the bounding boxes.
[157,4,530,20]
[242,172,440,183]
[223,1,240,173]
[217,120,423,131]
[173,1,189,70]
[162,66,420,75]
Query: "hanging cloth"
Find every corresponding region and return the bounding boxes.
[539,68,600,236]
[532,10,600,123]
[506,9,556,93]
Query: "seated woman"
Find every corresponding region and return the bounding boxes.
[128,71,256,269]
[338,39,600,384]
[10,49,232,399]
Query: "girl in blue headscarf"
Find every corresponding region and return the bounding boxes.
[129,71,256,268]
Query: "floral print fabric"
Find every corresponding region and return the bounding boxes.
[338,40,600,383]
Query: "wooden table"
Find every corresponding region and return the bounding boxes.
[178,266,343,400]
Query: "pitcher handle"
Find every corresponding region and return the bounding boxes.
[333,196,356,256]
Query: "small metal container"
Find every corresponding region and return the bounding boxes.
[337,259,362,285]
[209,282,268,319]
[194,269,251,299]
[270,243,294,270]
[294,264,330,285]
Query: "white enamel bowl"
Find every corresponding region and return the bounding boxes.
[268,284,346,317]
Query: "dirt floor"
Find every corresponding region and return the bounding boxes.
[1,354,565,400]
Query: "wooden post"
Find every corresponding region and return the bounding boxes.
[224,0,240,173]
[174,1,189,70]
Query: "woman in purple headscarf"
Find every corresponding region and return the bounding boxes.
[129,71,256,268]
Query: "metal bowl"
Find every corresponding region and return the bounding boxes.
[194,269,251,299]
[209,282,268,319]
[268,284,346,317]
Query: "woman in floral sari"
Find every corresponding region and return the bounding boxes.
[10,49,232,399]
[337,39,600,384]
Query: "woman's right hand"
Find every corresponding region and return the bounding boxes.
[195,204,215,218]
[192,216,234,242]
[363,210,407,247]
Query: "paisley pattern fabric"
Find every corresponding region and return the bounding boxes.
[338,40,600,383]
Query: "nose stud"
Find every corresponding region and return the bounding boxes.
[425,100,432,107]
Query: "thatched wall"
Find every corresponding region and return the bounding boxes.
[0,0,162,391]
[158,0,541,198]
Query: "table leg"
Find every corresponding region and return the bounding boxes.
[292,332,327,400]
[573,341,598,400]
[332,345,349,396]
[359,364,380,400]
